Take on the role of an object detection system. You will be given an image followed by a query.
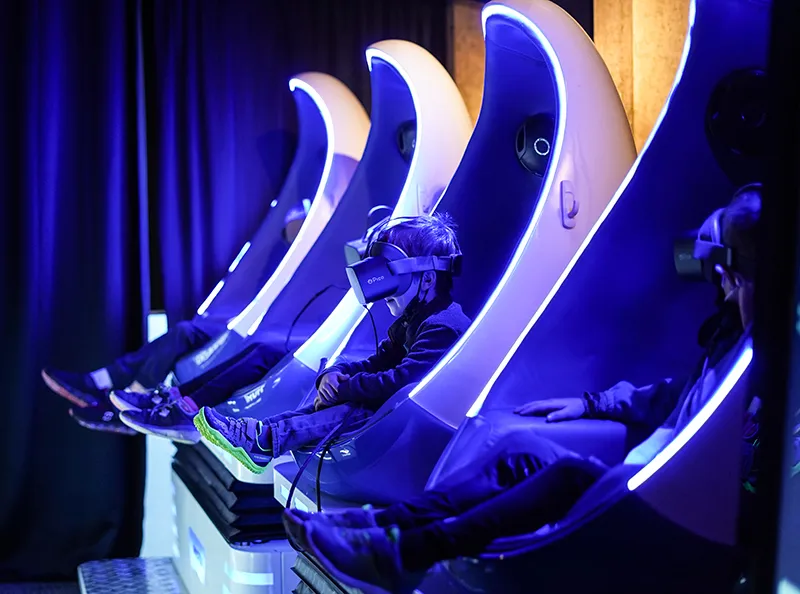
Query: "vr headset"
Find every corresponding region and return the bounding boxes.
[673,183,760,282]
[345,218,462,305]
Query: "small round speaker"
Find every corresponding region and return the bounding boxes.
[396,120,417,163]
[516,113,556,176]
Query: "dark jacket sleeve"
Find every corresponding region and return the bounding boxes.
[333,322,459,409]
[315,337,405,388]
[582,377,688,430]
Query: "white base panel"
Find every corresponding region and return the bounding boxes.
[201,433,291,484]
[172,470,299,594]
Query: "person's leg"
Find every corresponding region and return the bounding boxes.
[183,343,284,408]
[266,403,372,457]
[376,434,577,530]
[192,402,350,474]
[106,321,213,389]
[396,456,607,570]
[303,456,608,594]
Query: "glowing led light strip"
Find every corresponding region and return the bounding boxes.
[196,280,225,316]
[196,241,251,315]
[409,3,568,402]
[227,241,251,273]
[227,77,335,334]
[465,0,697,417]
[365,47,423,219]
[627,342,752,490]
[294,48,422,365]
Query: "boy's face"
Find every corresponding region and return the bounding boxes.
[385,277,418,317]
[385,271,436,317]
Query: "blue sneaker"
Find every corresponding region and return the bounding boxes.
[119,399,199,444]
[42,368,107,408]
[283,506,377,551]
[69,403,137,436]
[110,384,178,413]
[193,407,271,474]
[305,525,424,594]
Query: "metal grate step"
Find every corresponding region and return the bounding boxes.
[77,558,185,594]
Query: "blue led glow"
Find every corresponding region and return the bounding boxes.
[294,48,422,367]
[270,199,278,208]
[466,0,697,417]
[227,77,335,333]
[196,280,225,316]
[409,3,568,403]
[365,48,422,218]
[302,198,312,213]
[246,309,267,337]
[224,563,274,586]
[227,241,251,273]
[627,342,752,490]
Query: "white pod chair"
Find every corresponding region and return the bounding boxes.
[173,73,371,382]
[426,0,769,591]
[169,41,472,594]
[284,0,636,505]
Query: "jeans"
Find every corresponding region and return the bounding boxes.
[373,434,608,571]
[106,321,218,389]
[178,342,283,408]
[264,403,372,457]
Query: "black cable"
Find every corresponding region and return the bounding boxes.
[284,284,348,353]
[364,304,379,355]
[286,406,360,516]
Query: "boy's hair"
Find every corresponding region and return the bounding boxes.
[721,183,762,281]
[376,213,461,293]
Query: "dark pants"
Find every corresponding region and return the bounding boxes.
[106,321,214,389]
[264,403,372,457]
[374,435,608,571]
[177,342,284,408]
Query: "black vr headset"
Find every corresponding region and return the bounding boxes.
[345,218,462,305]
[673,183,760,282]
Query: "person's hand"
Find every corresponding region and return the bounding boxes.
[317,371,349,406]
[514,398,585,422]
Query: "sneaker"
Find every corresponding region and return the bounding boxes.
[69,403,138,436]
[193,407,272,474]
[110,384,178,413]
[119,399,200,444]
[42,368,107,408]
[283,506,378,551]
[305,525,424,594]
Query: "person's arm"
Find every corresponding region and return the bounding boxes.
[315,337,404,388]
[335,322,459,409]
[583,377,688,431]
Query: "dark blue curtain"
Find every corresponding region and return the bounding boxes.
[144,0,451,322]
[0,0,449,581]
[0,0,148,581]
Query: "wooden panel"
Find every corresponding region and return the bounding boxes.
[451,0,485,124]
[632,0,691,150]
[594,0,634,127]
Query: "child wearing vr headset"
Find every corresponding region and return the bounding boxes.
[192,213,470,472]
[280,185,764,594]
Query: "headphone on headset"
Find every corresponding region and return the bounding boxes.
[344,216,462,305]
[673,182,761,282]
